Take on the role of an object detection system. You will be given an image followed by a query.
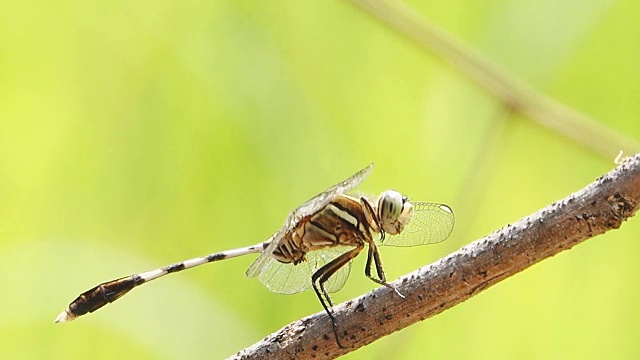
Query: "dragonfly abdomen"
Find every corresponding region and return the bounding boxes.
[58,275,142,321]
[55,243,265,323]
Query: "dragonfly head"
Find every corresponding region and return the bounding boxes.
[377,190,414,235]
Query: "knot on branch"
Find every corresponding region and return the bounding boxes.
[606,192,637,228]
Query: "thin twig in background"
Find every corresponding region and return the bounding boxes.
[229,154,640,359]
[347,0,640,158]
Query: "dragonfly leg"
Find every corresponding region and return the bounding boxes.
[311,245,363,348]
[364,243,404,298]
[360,196,382,235]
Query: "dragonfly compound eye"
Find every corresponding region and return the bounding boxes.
[377,190,405,235]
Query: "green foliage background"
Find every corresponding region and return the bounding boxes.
[2,1,640,359]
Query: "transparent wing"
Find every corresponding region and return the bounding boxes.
[382,203,454,247]
[254,256,314,294]
[284,163,374,230]
[254,246,353,294]
[246,164,373,278]
[245,232,281,278]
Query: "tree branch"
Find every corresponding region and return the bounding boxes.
[345,0,640,157]
[229,154,640,359]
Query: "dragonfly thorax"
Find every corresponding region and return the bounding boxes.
[269,190,418,266]
[270,195,378,265]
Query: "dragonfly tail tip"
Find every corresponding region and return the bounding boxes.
[54,309,76,323]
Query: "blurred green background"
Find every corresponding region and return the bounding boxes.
[2,0,640,359]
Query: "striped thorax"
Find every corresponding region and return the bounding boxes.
[271,195,368,264]
[271,190,413,265]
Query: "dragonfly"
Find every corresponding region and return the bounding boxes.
[55,164,455,347]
